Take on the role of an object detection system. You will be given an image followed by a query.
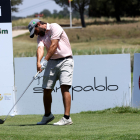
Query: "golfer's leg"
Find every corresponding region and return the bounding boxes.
[37,89,54,125]
[43,89,52,115]
[53,85,73,125]
[61,85,71,116]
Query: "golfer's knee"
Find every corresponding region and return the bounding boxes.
[61,85,70,93]
[44,89,52,94]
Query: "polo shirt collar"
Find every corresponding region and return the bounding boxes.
[46,23,51,30]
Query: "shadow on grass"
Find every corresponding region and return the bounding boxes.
[7,123,54,126]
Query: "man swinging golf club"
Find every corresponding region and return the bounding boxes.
[28,19,74,125]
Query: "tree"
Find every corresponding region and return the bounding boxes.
[125,0,140,17]
[53,0,90,27]
[58,7,69,17]
[40,9,52,17]
[52,9,58,18]
[89,0,140,22]
[11,0,23,12]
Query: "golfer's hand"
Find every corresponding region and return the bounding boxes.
[37,63,42,73]
[41,59,48,70]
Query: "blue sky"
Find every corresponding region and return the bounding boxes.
[12,0,64,17]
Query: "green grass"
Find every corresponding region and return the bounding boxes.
[13,33,140,57]
[0,107,140,140]
[80,106,140,114]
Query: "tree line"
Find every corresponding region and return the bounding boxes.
[12,7,88,21]
[54,0,140,27]
[26,8,86,19]
[11,0,140,27]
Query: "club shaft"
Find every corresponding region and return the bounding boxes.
[4,72,39,121]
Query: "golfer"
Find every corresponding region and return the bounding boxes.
[28,19,74,126]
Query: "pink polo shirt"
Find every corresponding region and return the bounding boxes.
[37,23,72,59]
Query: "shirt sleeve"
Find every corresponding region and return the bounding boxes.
[50,23,63,40]
[37,36,44,47]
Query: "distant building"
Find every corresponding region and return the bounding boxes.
[35,14,44,17]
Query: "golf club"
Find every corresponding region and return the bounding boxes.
[0,71,40,124]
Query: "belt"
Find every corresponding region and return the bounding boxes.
[50,56,73,61]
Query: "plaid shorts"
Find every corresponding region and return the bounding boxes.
[42,57,74,89]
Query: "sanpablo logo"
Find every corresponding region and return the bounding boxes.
[0,94,3,101]
[0,28,8,34]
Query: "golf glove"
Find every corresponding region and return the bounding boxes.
[41,59,48,70]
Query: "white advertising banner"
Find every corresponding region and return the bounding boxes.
[14,54,131,115]
[132,53,140,107]
[0,0,15,116]
[0,86,15,115]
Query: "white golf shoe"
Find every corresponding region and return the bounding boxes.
[53,117,73,126]
[37,113,54,125]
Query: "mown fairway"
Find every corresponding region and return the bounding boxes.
[0,109,140,140]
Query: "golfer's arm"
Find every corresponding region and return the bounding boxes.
[45,39,58,61]
[37,46,44,64]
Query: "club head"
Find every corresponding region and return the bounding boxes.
[0,119,4,124]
